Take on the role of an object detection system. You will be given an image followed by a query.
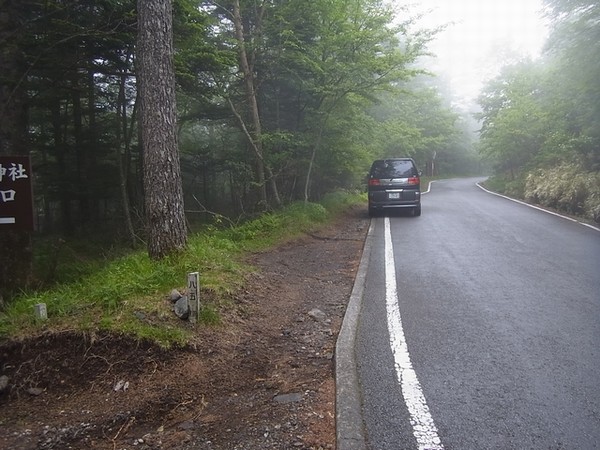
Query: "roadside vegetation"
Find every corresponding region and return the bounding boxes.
[1,0,482,304]
[477,0,599,223]
[0,192,365,347]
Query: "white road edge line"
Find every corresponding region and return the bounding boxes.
[422,180,435,194]
[476,182,600,232]
[384,217,444,450]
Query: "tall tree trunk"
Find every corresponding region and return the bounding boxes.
[0,0,32,304]
[304,113,328,203]
[304,130,322,203]
[266,165,281,207]
[116,54,137,248]
[137,0,187,259]
[87,69,99,222]
[72,76,90,229]
[231,0,269,207]
[51,99,73,235]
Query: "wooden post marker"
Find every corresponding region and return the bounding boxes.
[34,303,47,320]
[187,272,200,323]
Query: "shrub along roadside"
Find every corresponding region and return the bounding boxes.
[0,192,366,347]
[524,165,600,222]
[483,165,600,224]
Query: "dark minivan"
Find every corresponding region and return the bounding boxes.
[367,158,422,217]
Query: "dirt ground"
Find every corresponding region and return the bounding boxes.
[0,205,369,450]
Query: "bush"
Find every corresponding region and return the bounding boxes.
[321,190,366,214]
[482,175,526,199]
[525,164,600,221]
[0,191,367,344]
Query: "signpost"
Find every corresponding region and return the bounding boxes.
[187,272,200,323]
[0,155,34,231]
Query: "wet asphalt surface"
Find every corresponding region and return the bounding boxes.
[356,178,600,449]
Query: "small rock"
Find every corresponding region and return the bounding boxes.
[0,375,9,393]
[27,387,44,396]
[174,296,190,320]
[308,308,326,322]
[178,421,197,430]
[169,289,182,303]
[113,380,129,392]
[273,392,303,404]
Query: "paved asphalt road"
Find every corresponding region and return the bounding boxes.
[354,178,600,450]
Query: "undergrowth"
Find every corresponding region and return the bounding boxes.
[0,192,365,347]
[483,167,600,223]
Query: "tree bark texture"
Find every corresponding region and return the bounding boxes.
[231,0,269,207]
[137,0,187,259]
[116,52,137,249]
[0,0,33,304]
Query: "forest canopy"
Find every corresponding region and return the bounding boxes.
[476,0,600,222]
[2,0,598,303]
[0,0,478,240]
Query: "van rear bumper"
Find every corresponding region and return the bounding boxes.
[368,190,420,207]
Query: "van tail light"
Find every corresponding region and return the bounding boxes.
[408,177,419,185]
[368,178,380,186]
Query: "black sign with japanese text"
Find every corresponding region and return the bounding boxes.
[0,156,34,231]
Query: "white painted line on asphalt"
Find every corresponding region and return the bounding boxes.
[384,217,444,450]
[422,180,437,194]
[476,182,600,232]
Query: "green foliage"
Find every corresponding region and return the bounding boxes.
[0,192,365,345]
[219,201,328,247]
[484,166,600,223]
[199,305,221,326]
[482,175,528,199]
[321,191,367,215]
[369,79,478,175]
[32,239,108,286]
[525,164,600,220]
[228,0,438,201]
[477,61,552,175]
[4,0,478,238]
[284,202,329,224]
[173,0,236,112]
[2,0,482,310]
[477,1,599,220]
[17,0,139,235]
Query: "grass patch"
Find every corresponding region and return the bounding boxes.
[321,190,367,215]
[480,174,526,199]
[0,192,366,347]
[199,305,222,326]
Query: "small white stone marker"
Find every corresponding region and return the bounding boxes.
[34,303,47,320]
[187,272,200,323]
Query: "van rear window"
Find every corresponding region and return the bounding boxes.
[370,160,416,178]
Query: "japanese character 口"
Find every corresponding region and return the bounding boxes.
[0,189,17,202]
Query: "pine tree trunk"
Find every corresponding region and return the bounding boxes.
[137,0,187,259]
[116,56,137,249]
